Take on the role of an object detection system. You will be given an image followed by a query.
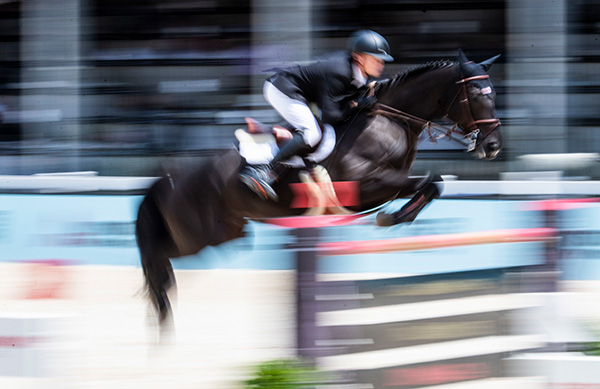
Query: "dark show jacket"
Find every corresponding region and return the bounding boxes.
[267,51,365,124]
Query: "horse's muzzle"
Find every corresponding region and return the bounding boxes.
[474,135,502,160]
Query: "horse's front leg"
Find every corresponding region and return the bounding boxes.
[376,174,443,226]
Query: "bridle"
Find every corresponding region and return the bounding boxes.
[373,72,501,152]
[449,74,501,139]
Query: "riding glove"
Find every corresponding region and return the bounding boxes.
[354,94,377,110]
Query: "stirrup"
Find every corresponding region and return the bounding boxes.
[239,166,279,201]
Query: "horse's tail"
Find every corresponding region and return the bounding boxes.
[136,179,176,328]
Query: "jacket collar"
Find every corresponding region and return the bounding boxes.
[351,63,367,88]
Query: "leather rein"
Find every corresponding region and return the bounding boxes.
[372,74,501,152]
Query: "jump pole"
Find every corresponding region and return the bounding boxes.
[266,214,559,362]
[318,227,557,256]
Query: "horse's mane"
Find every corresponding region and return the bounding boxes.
[375,60,457,95]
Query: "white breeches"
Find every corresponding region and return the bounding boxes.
[263,81,322,147]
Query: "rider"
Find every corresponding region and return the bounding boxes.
[239,29,394,201]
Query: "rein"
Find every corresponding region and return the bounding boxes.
[372,103,479,152]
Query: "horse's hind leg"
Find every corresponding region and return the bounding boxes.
[136,194,177,330]
[377,174,443,226]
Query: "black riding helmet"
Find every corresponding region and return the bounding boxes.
[348,30,394,62]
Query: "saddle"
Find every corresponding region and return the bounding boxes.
[236,117,354,215]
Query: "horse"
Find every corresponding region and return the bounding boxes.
[135,49,502,329]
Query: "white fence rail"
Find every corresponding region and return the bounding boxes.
[0,171,599,197]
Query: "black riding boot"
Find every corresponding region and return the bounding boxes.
[240,131,311,201]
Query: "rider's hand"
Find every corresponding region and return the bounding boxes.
[353,94,376,110]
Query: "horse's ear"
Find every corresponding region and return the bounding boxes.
[457,48,469,64]
[479,54,501,72]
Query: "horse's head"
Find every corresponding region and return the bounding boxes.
[446,49,502,160]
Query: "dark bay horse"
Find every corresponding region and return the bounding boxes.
[136,49,502,327]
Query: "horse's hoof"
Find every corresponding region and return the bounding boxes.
[393,211,417,224]
[376,211,395,227]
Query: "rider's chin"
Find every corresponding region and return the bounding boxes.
[368,69,382,78]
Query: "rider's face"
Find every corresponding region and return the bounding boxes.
[355,53,385,78]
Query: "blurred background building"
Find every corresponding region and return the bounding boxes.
[0,0,598,178]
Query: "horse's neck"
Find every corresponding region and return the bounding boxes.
[378,66,458,122]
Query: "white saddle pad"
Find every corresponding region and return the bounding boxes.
[236,124,336,168]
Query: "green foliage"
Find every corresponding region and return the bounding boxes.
[244,359,328,388]
[583,342,600,356]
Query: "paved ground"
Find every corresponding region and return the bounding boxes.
[1,263,600,388]
[0,264,296,388]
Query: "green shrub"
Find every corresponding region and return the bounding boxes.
[245,358,329,388]
[583,341,600,356]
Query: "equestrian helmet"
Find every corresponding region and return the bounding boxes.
[349,30,394,62]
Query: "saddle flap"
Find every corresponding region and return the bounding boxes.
[235,129,278,165]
